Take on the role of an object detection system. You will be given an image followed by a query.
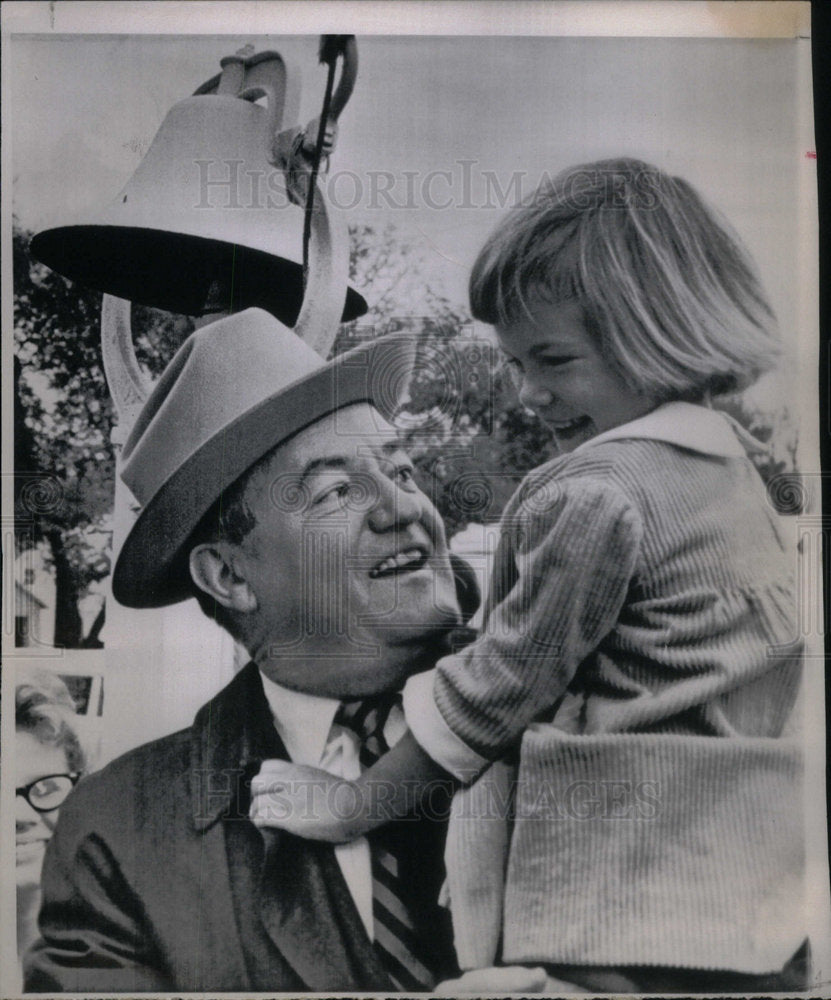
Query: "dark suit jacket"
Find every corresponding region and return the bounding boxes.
[24,663,457,992]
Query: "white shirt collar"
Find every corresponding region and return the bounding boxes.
[258,670,340,765]
[572,401,757,459]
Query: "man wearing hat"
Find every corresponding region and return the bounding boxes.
[24,308,544,994]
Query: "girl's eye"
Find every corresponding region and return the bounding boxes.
[538,354,576,368]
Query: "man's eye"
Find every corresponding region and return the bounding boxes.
[33,778,60,796]
[313,482,351,506]
[395,465,417,488]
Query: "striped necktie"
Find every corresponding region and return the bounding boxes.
[335,697,437,991]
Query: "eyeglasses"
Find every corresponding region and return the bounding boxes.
[16,773,80,813]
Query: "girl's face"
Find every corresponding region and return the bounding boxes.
[496,297,657,453]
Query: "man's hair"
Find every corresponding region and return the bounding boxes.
[16,672,86,774]
[469,157,780,401]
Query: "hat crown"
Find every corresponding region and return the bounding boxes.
[121,308,325,506]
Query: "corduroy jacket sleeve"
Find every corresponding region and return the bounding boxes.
[407,476,643,770]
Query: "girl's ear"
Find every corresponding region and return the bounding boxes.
[189,543,258,615]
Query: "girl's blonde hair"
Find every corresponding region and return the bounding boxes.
[470,158,780,400]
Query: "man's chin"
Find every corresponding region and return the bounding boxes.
[381,604,463,645]
[331,641,444,698]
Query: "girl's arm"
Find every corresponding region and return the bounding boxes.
[413,478,643,772]
[249,731,455,842]
[354,729,456,828]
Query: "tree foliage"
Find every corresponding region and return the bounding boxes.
[13,221,193,646]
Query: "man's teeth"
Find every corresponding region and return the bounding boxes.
[370,548,425,577]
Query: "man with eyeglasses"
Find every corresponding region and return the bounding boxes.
[15,771,81,955]
[24,309,546,995]
[16,773,81,814]
[15,673,87,988]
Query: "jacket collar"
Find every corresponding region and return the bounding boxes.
[189,661,288,831]
[572,401,761,459]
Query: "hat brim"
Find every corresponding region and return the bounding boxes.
[31,226,368,325]
[112,332,415,608]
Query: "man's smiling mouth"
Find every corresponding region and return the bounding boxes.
[369,547,429,578]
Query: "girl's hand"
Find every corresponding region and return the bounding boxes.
[249,759,359,843]
[434,966,551,995]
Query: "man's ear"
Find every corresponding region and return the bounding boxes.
[450,552,480,625]
[189,543,258,614]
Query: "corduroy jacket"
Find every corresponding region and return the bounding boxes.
[405,405,806,974]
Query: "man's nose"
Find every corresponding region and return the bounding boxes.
[16,799,40,829]
[367,474,422,531]
[518,377,554,411]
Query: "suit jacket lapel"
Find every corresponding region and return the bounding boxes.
[186,663,271,987]
[258,830,393,991]
[191,818,253,989]
[188,662,393,991]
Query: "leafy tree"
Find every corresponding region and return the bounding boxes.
[334,224,561,532]
[715,394,801,513]
[13,221,193,647]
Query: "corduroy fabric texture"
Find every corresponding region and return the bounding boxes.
[440,437,804,972]
[435,439,802,755]
[503,731,804,971]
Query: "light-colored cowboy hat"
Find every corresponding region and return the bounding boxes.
[112,307,415,608]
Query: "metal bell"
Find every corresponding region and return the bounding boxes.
[30,50,367,325]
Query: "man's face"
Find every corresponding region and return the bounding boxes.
[15,733,68,889]
[233,403,461,697]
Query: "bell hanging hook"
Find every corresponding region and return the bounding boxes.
[301,36,358,165]
[269,35,359,356]
[301,36,357,283]
[273,37,358,222]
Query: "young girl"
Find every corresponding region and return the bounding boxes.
[252,159,807,991]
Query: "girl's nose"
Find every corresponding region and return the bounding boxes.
[518,379,554,411]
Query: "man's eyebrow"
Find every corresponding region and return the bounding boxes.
[380,438,409,456]
[298,456,348,485]
[297,441,410,484]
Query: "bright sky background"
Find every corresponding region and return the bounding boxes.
[8,30,815,422]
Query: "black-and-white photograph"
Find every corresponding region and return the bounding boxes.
[2,2,828,996]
